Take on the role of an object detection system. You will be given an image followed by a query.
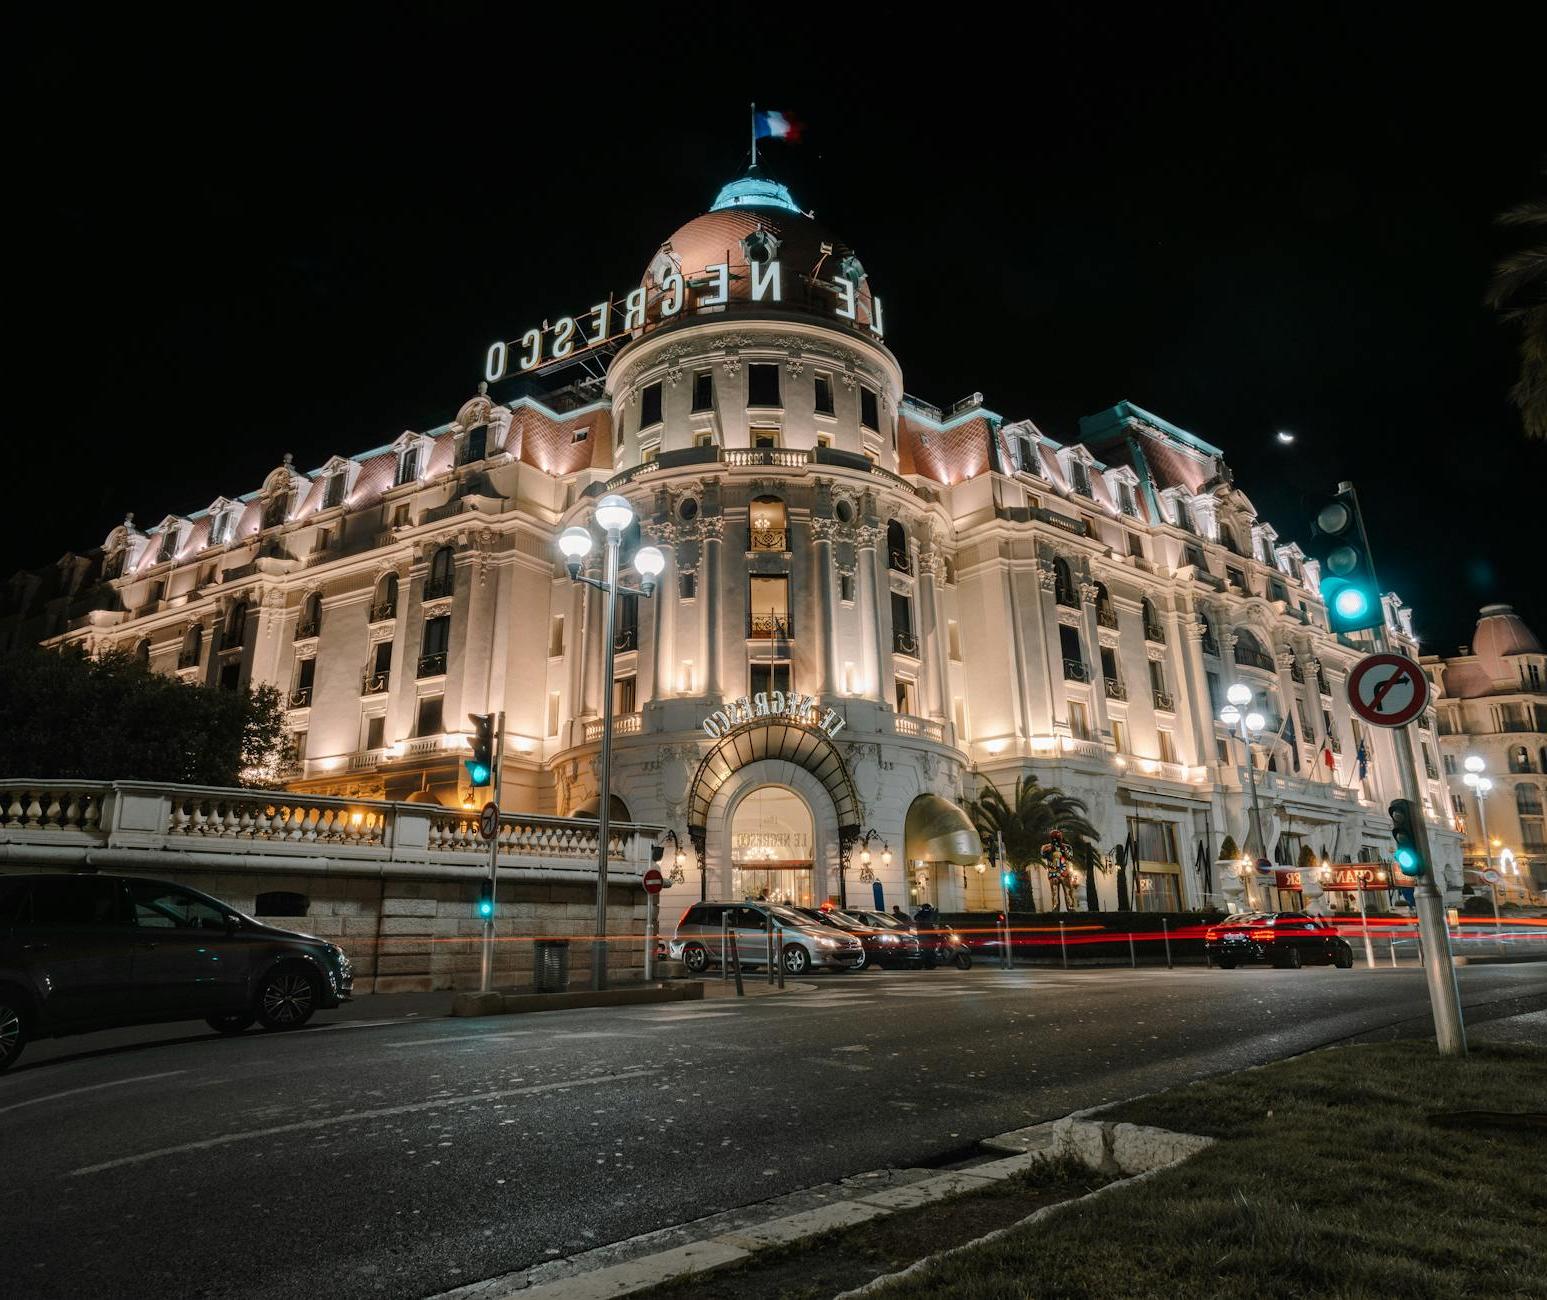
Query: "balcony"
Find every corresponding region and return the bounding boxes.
[1317,674,1332,697]
[177,649,200,670]
[1234,645,1277,672]
[1055,588,1079,610]
[417,651,447,678]
[369,600,397,623]
[1152,689,1175,712]
[1142,623,1166,644]
[749,612,792,640]
[888,548,913,574]
[583,713,643,743]
[1096,606,1119,630]
[894,714,945,742]
[1104,678,1127,701]
[1289,659,1305,683]
[893,628,920,657]
[424,575,455,601]
[614,626,639,653]
[1201,632,1220,657]
[1063,658,1090,683]
[750,526,788,553]
[288,687,312,709]
[294,620,320,642]
[361,670,390,696]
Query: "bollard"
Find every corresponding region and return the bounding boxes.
[1162,918,1173,970]
[644,891,657,983]
[730,931,744,996]
[1058,919,1067,968]
[776,926,786,989]
[1128,930,1137,969]
[766,921,776,984]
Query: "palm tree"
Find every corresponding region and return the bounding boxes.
[1485,191,1547,441]
[967,777,1099,908]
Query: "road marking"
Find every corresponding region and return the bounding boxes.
[643,1012,738,1023]
[67,1068,660,1177]
[311,1018,420,1032]
[382,1031,537,1047]
[0,1070,188,1118]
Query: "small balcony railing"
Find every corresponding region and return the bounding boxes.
[1317,674,1331,697]
[1104,678,1127,701]
[893,628,920,657]
[1201,633,1220,657]
[417,651,447,677]
[424,575,455,600]
[1235,645,1276,672]
[1063,658,1090,682]
[1096,606,1119,630]
[1143,622,1166,644]
[288,687,312,709]
[369,600,397,623]
[362,670,390,695]
[614,626,639,653]
[749,613,792,640]
[177,649,200,669]
[1056,587,1079,609]
[1152,689,1175,712]
[1289,659,1305,682]
[750,527,788,553]
[888,548,913,574]
[294,620,320,641]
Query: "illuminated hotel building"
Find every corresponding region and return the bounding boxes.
[6,168,1463,922]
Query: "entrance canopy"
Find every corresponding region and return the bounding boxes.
[688,720,861,838]
[905,794,983,865]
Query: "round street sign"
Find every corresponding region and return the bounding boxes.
[642,867,665,895]
[1482,869,1501,884]
[478,801,500,842]
[1347,652,1429,728]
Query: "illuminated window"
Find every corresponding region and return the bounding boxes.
[749,576,790,638]
[751,426,779,448]
[750,496,787,552]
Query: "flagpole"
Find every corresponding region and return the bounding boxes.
[750,102,757,168]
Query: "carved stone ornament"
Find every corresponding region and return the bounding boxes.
[422,598,453,621]
[840,369,858,390]
[786,353,805,378]
[1079,581,1101,605]
[699,516,726,542]
[1183,618,1208,641]
[722,356,742,379]
[1037,563,1059,593]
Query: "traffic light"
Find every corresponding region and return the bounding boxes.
[476,879,495,919]
[1002,871,1015,891]
[1305,486,1383,633]
[1388,798,1430,878]
[466,713,496,788]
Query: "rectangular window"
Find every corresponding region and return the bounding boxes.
[1059,623,1084,670]
[157,529,177,562]
[1071,461,1092,497]
[372,640,393,676]
[695,431,717,447]
[294,657,315,695]
[572,426,588,443]
[679,571,697,600]
[691,371,713,413]
[546,691,561,737]
[895,676,919,716]
[953,696,968,741]
[1157,729,1177,764]
[1227,565,1247,593]
[814,373,835,416]
[396,448,419,486]
[640,382,663,428]
[948,620,962,661]
[365,713,385,751]
[1118,482,1138,517]
[749,575,790,638]
[1206,671,1222,712]
[1133,819,1179,864]
[839,573,855,603]
[614,674,637,714]
[392,503,411,527]
[1068,700,1091,740]
[423,615,450,655]
[210,512,230,546]
[324,473,346,508]
[860,387,880,431]
[415,695,444,737]
[751,426,779,448]
[1112,718,1129,753]
[816,432,832,449]
[1148,659,1167,695]
[291,729,308,761]
[890,590,914,636]
[549,615,564,657]
[1100,645,1120,682]
[219,661,241,691]
[750,661,793,699]
[747,363,781,408]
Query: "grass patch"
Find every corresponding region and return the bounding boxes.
[875,1041,1547,1299]
[638,1155,1107,1300]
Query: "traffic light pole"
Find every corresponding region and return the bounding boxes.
[477,711,506,994]
[1371,623,1466,1055]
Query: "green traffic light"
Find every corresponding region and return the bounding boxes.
[477,898,494,918]
[1334,588,1371,620]
[466,761,491,785]
[1394,846,1418,871]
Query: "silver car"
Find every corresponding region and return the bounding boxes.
[668,901,865,976]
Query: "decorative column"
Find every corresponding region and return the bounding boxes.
[702,515,724,701]
[855,524,884,701]
[1274,648,1301,776]
[648,537,675,701]
[1178,614,1214,767]
[1032,559,1063,734]
[1079,580,1108,740]
[919,551,949,721]
[812,519,838,697]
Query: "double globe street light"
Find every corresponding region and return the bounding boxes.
[1219,682,1270,899]
[558,494,664,991]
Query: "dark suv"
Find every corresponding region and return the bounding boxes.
[1206,912,1355,970]
[0,872,352,1071]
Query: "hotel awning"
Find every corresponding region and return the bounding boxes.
[904,794,983,866]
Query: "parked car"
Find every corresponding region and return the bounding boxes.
[668,901,865,976]
[0,872,353,1071]
[789,907,924,970]
[1205,912,1354,970]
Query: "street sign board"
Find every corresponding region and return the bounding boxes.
[1347,652,1429,728]
[642,867,664,895]
[479,801,500,842]
[1275,864,1392,892]
[1482,869,1501,884]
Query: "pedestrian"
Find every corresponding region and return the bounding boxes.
[891,904,909,925]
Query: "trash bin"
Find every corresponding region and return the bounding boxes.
[534,939,570,993]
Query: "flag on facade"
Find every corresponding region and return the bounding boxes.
[1321,741,1336,776]
[1356,738,1369,781]
[753,109,803,142]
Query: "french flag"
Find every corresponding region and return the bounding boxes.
[754,110,803,143]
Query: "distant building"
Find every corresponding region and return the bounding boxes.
[1427,605,1547,903]
[2,166,1461,927]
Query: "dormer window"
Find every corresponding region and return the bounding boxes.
[209,509,234,546]
[394,440,426,486]
[324,472,346,509]
[1117,481,1138,517]
[262,492,292,530]
[1070,460,1092,497]
[157,529,178,563]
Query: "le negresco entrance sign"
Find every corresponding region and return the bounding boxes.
[700,692,846,741]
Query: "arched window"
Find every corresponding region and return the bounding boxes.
[297,592,322,640]
[1051,557,1077,608]
[373,573,398,621]
[1199,613,1220,656]
[1518,784,1544,816]
[1094,582,1116,629]
[427,546,456,599]
[1233,628,1272,671]
[1141,597,1164,642]
[134,637,151,666]
[886,520,911,573]
[179,623,203,669]
[261,490,291,530]
[1508,745,1532,774]
[750,496,787,552]
[225,599,248,646]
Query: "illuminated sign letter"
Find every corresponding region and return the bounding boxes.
[552,317,577,359]
[833,277,857,321]
[519,328,542,371]
[588,302,610,346]
[817,708,846,739]
[753,692,769,717]
[485,341,508,383]
[871,296,884,336]
[622,287,646,331]
[660,272,684,316]
[701,263,729,308]
[750,260,782,303]
[702,715,723,739]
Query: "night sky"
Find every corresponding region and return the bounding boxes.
[13,7,1544,654]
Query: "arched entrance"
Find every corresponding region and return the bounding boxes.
[730,785,815,905]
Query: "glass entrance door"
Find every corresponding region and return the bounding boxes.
[731,786,814,906]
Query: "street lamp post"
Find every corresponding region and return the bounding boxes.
[558,496,664,991]
[1462,757,1499,952]
[847,828,890,910]
[1220,683,1270,901]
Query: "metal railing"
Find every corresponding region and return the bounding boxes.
[1235,645,1276,671]
[888,549,913,574]
[749,612,792,639]
[294,620,320,641]
[1104,678,1127,701]
[1152,689,1175,711]
[288,687,312,708]
[369,601,397,623]
[417,651,447,677]
[1063,658,1090,682]
[361,670,390,695]
[613,626,639,653]
[1096,607,1119,630]
[424,575,455,600]
[893,628,920,656]
[1143,623,1166,644]
[749,527,788,552]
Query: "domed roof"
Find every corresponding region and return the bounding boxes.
[639,169,878,333]
[1441,604,1543,698]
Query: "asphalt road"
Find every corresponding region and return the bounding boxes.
[4,963,1544,1300]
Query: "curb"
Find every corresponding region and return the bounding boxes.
[431,1117,1211,1299]
[450,983,704,1018]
